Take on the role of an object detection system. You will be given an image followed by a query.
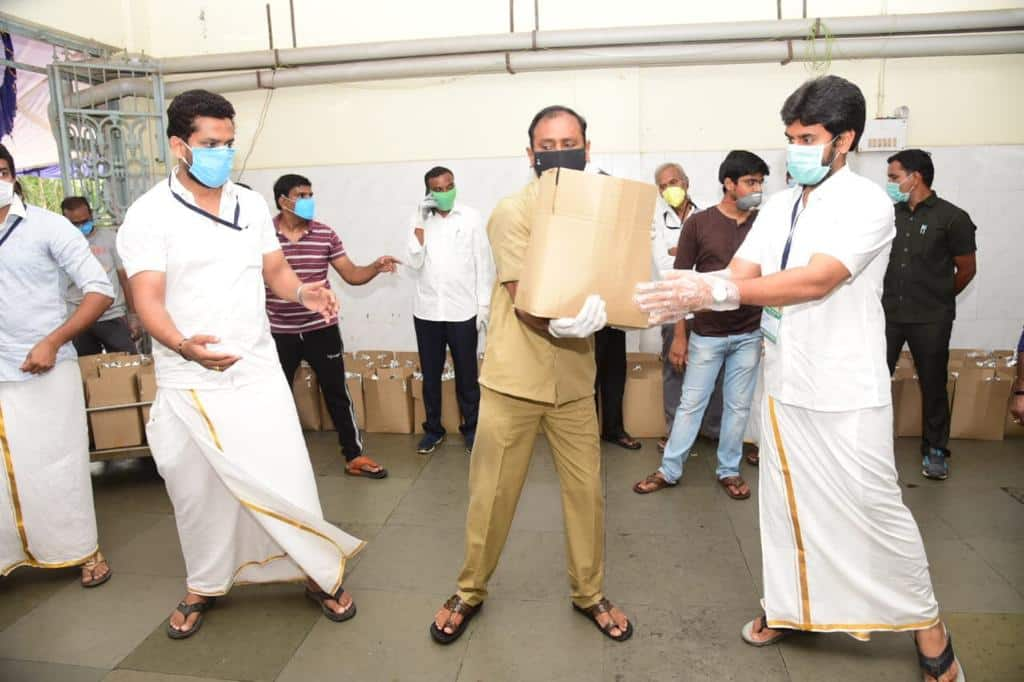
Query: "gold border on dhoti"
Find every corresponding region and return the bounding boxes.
[767,615,941,636]
[188,389,366,595]
[768,397,812,627]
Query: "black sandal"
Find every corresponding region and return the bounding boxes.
[916,627,965,681]
[305,585,357,622]
[166,597,216,640]
[430,594,481,645]
[573,598,633,642]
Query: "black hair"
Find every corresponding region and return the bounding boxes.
[887,148,934,187]
[60,196,92,214]
[0,143,15,177]
[780,75,866,151]
[423,166,454,194]
[166,89,236,142]
[527,105,587,147]
[718,150,770,190]
[272,173,312,211]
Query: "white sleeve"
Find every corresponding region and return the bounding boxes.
[406,211,425,270]
[473,213,495,307]
[116,202,167,277]
[734,209,767,267]
[50,218,114,298]
[256,201,281,254]
[817,192,895,280]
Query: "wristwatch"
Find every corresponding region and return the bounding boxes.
[711,281,730,305]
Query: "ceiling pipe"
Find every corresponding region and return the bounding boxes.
[66,32,1024,108]
[152,9,1024,74]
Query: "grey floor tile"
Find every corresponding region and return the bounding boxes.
[315,474,415,526]
[101,516,185,579]
[116,583,318,682]
[488,530,572,602]
[605,481,735,538]
[0,565,81,632]
[306,431,428,480]
[509,481,571,533]
[926,538,1024,613]
[779,629,919,682]
[0,658,107,682]
[345,524,463,596]
[104,671,236,682]
[457,598,603,682]
[387,474,469,529]
[944,611,1024,682]
[417,447,472,481]
[964,535,1024,594]
[91,463,173,516]
[277,589,468,682]
[0,573,183,669]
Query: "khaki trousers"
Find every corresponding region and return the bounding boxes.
[457,386,605,608]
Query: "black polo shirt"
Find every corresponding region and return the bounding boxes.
[882,191,976,324]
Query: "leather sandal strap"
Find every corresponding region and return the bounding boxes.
[918,632,956,680]
[175,600,209,617]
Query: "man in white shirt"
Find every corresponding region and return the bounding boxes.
[0,144,115,588]
[406,166,494,455]
[636,76,960,682]
[118,90,365,640]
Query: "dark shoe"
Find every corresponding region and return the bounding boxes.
[602,433,642,450]
[922,447,950,480]
[417,432,445,454]
[464,431,475,455]
[915,625,964,681]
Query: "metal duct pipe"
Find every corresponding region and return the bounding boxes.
[68,32,1024,108]
[154,9,1024,74]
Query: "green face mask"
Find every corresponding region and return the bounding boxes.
[431,187,457,212]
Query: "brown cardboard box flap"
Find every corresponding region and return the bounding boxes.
[291,363,322,431]
[515,168,656,329]
[950,370,1010,440]
[410,373,462,434]
[623,360,664,438]
[363,369,414,433]
[86,366,144,450]
[136,372,157,427]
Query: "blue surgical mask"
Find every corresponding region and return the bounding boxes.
[886,180,911,203]
[185,145,235,188]
[291,197,315,221]
[78,220,95,236]
[786,138,838,187]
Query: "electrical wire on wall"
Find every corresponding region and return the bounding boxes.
[236,82,274,183]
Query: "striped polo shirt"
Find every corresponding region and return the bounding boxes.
[266,214,346,334]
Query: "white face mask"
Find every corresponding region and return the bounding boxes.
[0,180,13,208]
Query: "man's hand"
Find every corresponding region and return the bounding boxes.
[635,271,739,325]
[548,295,607,339]
[180,335,241,372]
[414,227,425,246]
[127,313,143,340]
[419,195,438,223]
[477,305,490,333]
[668,334,688,372]
[20,338,59,374]
[373,256,401,274]
[298,281,340,322]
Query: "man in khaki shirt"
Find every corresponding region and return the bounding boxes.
[430,106,633,645]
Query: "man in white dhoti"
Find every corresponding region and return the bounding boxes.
[117,90,364,639]
[636,76,962,681]
[0,144,115,587]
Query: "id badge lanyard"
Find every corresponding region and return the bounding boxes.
[761,195,803,344]
[0,215,24,250]
[167,177,244,230]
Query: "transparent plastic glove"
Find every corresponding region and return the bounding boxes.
[419,195,438,223]
[634,271,739,325]
[476,305,490,332]
[548,295,607,339]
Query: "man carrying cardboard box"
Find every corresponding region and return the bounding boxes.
[430,105,632,645]
[406,165,494,455]
[636,76,960,682]
[0,143,116,588]
[882,149,978,481]
[268,172,398,478]
[118,90,365,640]
[634,151,768,499]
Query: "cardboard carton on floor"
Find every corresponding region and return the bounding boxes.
[136,368,156,426]
[394,351,421,372]
[292,362,322,431]
[86,364,145,450]
[515,168,657,329]
[363,368,414,433]
[320,373,366,431]
[410,372,462,435]
[891,367,956,438]
[626,352,661,366]
[623,358,664,438]
[950,368,1012,440]
[78,352,133,381]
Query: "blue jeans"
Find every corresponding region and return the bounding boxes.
[658,330,762,483]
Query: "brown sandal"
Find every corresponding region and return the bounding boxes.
[719,476,751,500]
[632,472,677,495]
[573,598,633,642]
[741,613,793,647]
[81,551,112,588]
[345,455,388,479]
[430,594,481,645]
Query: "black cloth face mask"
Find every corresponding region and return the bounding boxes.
[533,148,587,176]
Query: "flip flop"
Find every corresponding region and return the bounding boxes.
[345,455,388,479]
[81,551,112,588]
[430,594,481,645]
[166,597,216,640]
[573,598,633,642]
[741,613,793,647]
[306,585,357,622]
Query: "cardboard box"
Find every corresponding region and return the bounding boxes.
[86,365,144,450]
[950,368,1012,440]
[320,373,365,431]
[623,359,664,437]
[394,351,421,371]
[410,373,462,434]
[363,368,414,433]
[136,369,156,426]
[515,168,657,329]
[892,368,956,438]
[292,363,322,431]
[626,352,661,366]
[78,351,133,381]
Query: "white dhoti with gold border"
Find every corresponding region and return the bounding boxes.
[0,360,99,575]
[146,373,364,596]
[759,396,939,640]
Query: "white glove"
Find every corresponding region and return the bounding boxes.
[548,295,608,339]
[634,271,739,325]
[418,195,438,223]
[476,306,489,332]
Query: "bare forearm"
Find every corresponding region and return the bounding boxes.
[47,292,112,346]
[343,264,379,285]
[736,267,836,307]
[265,265,304,302]
[133,296,186,349]
[954,266,976,294]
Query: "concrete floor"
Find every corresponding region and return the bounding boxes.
[0,432,1021,682]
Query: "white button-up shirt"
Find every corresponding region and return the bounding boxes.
[734,166,895,412]
[0,196,113,381]
[406,202,494,323]
[116,172,283,390]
